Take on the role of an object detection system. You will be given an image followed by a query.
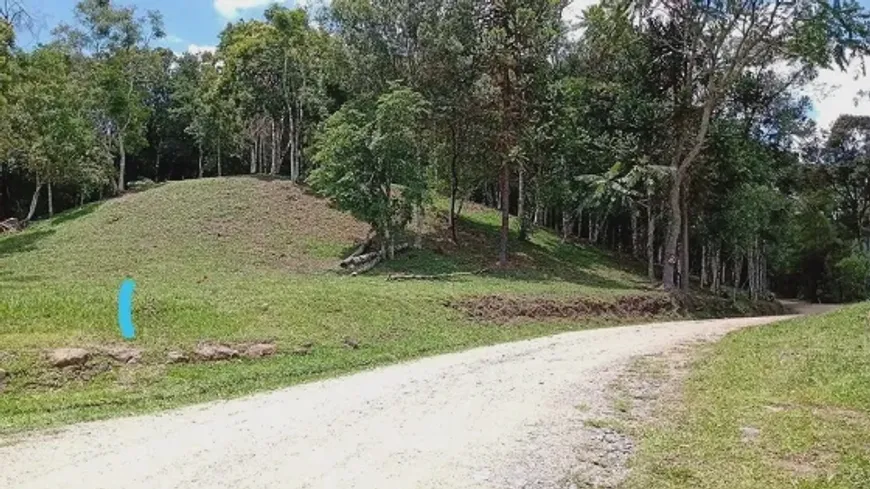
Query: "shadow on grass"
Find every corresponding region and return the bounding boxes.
[51,202,103,226]
[375,211,644,291]
[0,229,55,257]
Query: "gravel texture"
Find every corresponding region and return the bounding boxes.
[0,316,792,489]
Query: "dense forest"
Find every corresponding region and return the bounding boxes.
[2,0,870,302]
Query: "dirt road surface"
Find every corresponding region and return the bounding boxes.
[1,316,798,489]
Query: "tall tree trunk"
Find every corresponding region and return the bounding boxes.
[534,177,544,226]
[47,182,53,218]
[732,253,743,300]
[118,135,126,192]
[413,204,423,250]
[217,135,222,177]
[711,245,720,293]
[289,113,298,182]
[631,206,640,258]
[296,102,303,178]
[562,209,571,243]
[499,165,510,266]
[518,166,528,241]
[197,146,204,179]
[259,134,265,173]
[681,192,690,292]
[250,141,257,174]
[271,119,279,175]
[576,207,584,238]
[700,244,708,288]
[25,180,43,222]
[748,240,757,300]
[449,125,459,243]
[647,204,656,282]
[662,179,682,290]
[155,150,161,181]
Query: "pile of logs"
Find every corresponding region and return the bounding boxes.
[339,237,410,276]
[0,218,22,234]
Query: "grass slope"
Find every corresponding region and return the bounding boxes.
[0,177,675,432]
[626,304,870,489]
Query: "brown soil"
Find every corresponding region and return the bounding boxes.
[452,293,787,323]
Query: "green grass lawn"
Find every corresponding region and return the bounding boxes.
[0,177,668,433]
[625,304,870,489]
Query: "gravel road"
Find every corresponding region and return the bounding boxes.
[1,316,794,489]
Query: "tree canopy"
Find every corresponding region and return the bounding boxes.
[3,0,870,302]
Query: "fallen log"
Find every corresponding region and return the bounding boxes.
[347,243,412,276]
[386,269,489,281]
[351,255,382,276]
[340,234,375,268]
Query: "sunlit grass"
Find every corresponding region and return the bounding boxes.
[0,177,666,432]
[625,304,870,489]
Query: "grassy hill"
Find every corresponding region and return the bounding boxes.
[0,177,752,432]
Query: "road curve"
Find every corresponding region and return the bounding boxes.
[1,316,794,489]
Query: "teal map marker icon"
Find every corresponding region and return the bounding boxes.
[118,279,136,340]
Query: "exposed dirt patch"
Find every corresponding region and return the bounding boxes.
[453,294,679,323]
[452,293,786,323]
[198,179,371,271]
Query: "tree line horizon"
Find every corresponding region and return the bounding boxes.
[3,0,870,302]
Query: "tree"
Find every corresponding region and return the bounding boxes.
[310,86,430,255]
[479,0,562,266]
[12,46,108,220]
[55,0,165,192]
[640,0,870,290]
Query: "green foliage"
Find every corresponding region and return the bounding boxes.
[310,86,430,242]
[831,251,870,302]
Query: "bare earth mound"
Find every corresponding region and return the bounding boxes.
[39,177,370,274]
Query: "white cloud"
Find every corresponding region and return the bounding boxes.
[188,44,217,55]
[164,34,185,45]
[213,0,275,19]
[804,62,870,131]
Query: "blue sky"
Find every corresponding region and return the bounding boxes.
[15,0,870,130]
[18,0,312,52]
